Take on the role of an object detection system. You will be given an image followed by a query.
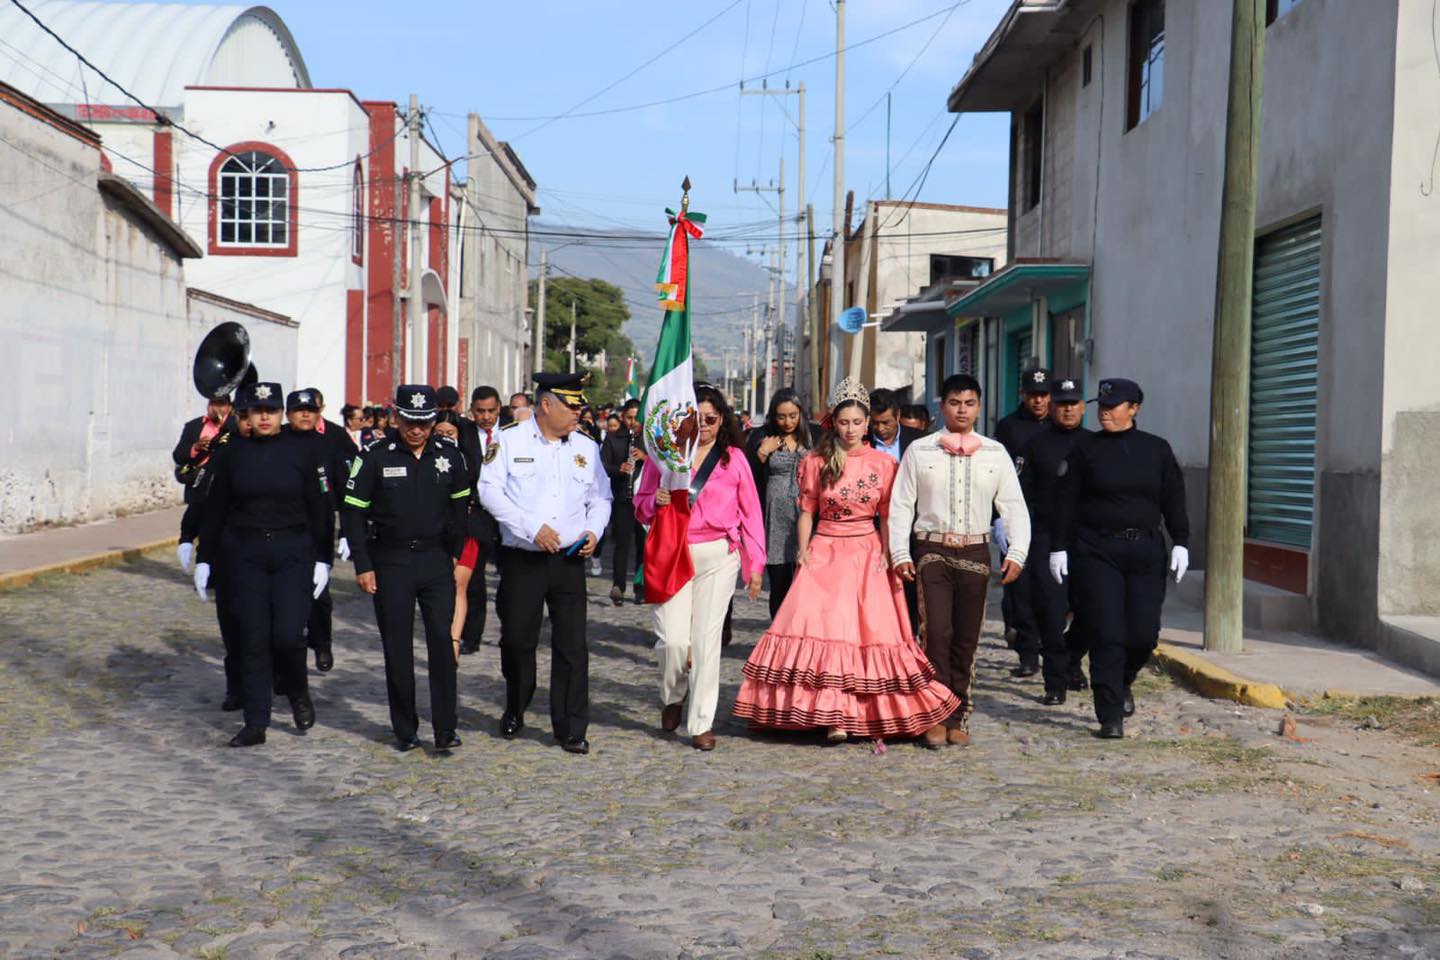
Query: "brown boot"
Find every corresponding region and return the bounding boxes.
[921,725,947,750]
[947,726,971,747]
[661,703,683,732]
[691,730,716,751]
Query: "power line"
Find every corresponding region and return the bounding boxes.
[845,0,967,136]
[6,0,407,175]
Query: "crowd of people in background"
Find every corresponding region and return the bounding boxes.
[172,363,1189,754]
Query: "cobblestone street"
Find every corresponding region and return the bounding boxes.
[0,551,1437,959]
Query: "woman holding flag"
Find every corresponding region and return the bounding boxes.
[635,384,764,751]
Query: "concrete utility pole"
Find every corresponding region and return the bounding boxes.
[1203,0,1266,653]
[830,0,846,389]
[806,201,818,408]
[534,248,547,375]
[391,168,403,398]
[407,94,426,384]
[568,299,577,373]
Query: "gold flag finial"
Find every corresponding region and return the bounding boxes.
[681,176,691,213]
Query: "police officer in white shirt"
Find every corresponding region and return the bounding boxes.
[479,372,613,754]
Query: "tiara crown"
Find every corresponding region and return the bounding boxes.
[828,376,871,412]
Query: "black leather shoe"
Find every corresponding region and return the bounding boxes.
[395,734,421,752]
[314,648,333,673]
[459,639,480,655]
[560,737,590,755]
[1098,721,1124,740]
[1123,687,1136,717]
[221,693,243,712]
[1010,657,1040,678]
[434,731,462,751]
[1041,691,1067,706]
[289,692,315,730]
[229,725,266,747]
[500,713,523,738]
[610,585,624,606]
[1067,670,1089,692]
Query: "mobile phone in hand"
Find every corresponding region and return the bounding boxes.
[563,538,586,557]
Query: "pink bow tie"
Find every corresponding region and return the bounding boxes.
[938,432,982,457]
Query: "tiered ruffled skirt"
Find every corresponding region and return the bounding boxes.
[732,530,959,738]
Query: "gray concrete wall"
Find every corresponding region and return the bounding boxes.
[0,102,193,530]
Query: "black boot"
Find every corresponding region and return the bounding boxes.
[289,691,315,730]
[1097,720,1124,739]
[1010,656,1040,678]
[1067,667,1089,691]
[229,725,266,747]
[1122,686,1135,718]
[1041,689,1067,706]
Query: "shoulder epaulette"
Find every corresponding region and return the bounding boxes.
[500,421,520,431]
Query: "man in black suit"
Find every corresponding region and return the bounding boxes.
[458,385,503,654]
[600,398,647,606]
[866,388,924,464]
[173,394,236,570]
[993,368,1053,678]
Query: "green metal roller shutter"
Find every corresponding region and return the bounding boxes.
[1247,216,1321,548]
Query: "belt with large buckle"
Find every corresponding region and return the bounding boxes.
[916,531,990,548]
[1092,527,1155,541]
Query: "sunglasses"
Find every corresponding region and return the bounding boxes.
[699,414,721,426]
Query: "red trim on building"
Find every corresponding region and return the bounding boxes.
[206,139,299,258]
[346,289,365,403]
[152,128,174,218]
[1244,540,1309,595]
[363,102,399,404]
[0,81,100,146]
[428,195,445,386]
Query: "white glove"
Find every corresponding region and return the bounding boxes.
[193,562,211,601]
[991,518,1009,557]
[1049,551,1068,584]
[177,542,194,573]
[1170,545,1189,584]
[312,562,331,600]
[337,537,351,562]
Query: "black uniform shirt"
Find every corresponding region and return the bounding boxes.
[994,406,1051,462]
[1052,427,1190,550]
[341,435,471,575]
[1018,423,1093,533]
[198,431,334,564]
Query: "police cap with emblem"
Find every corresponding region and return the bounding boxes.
[533,371,590,408]
[286,389,320,413]
[1051,377,1084,403]
[1091,377,1144,407]
[394,384,438,420]
[239,381,284,411]
[1021,368,1053,395]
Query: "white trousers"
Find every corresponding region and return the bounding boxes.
[654,538,740,736]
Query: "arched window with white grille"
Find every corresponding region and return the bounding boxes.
[208,142,299,257]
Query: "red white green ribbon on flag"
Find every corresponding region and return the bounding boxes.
[654,208,707,311]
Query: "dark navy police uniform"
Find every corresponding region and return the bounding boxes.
[995,368,1054,673]
[341,385,470,750]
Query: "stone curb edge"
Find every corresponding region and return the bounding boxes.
[0,537,178,593]
[1153,642,1290,710]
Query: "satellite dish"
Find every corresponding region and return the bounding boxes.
[838,306,868,335]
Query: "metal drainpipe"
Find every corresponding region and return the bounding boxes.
[1037,66,1048,258]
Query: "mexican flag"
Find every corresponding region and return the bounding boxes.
[640,193,706,606]
[625,356,640,401]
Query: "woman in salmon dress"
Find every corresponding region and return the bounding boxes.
[732,378,959,742]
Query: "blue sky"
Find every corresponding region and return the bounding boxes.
[258,0,1014,247]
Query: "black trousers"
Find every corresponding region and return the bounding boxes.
[1071,528,1167,724]
[497,547,588,740]
[1025,530,1074,694]
[212,561,243,698]
[1002,573,1040,659]
[461,542,489,646]
[372,547,458,741]
[609,500,646,589]
[766,562,796,619]
[222,530,313,728]
[306,585,332,653]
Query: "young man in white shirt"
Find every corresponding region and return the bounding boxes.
[889,374,1030,748]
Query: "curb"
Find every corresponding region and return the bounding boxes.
[0,537,178,593]
[1152,642,1290,710]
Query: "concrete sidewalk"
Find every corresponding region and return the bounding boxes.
[0,506,182,588]
[1157,591,1439,704]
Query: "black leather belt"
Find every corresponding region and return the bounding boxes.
[1089,526,1158,540]
[371,536,440,551]
[231,525,305,541]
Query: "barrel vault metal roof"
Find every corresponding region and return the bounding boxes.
[0,1,310,108]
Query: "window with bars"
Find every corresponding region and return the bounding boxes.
[216,150,291,248]
[351,160,364,263]
[1126,0,1165,130]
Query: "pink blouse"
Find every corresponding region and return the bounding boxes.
[634,450,767,580]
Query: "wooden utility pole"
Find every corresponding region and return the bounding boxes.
[829,0,846,396]
[534,248,547,375]
[806,201,819,409]
[1203,0,1266,653]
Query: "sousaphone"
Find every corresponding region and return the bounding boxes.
[192,322,254,399]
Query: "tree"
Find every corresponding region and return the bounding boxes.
[529,276,632,402]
